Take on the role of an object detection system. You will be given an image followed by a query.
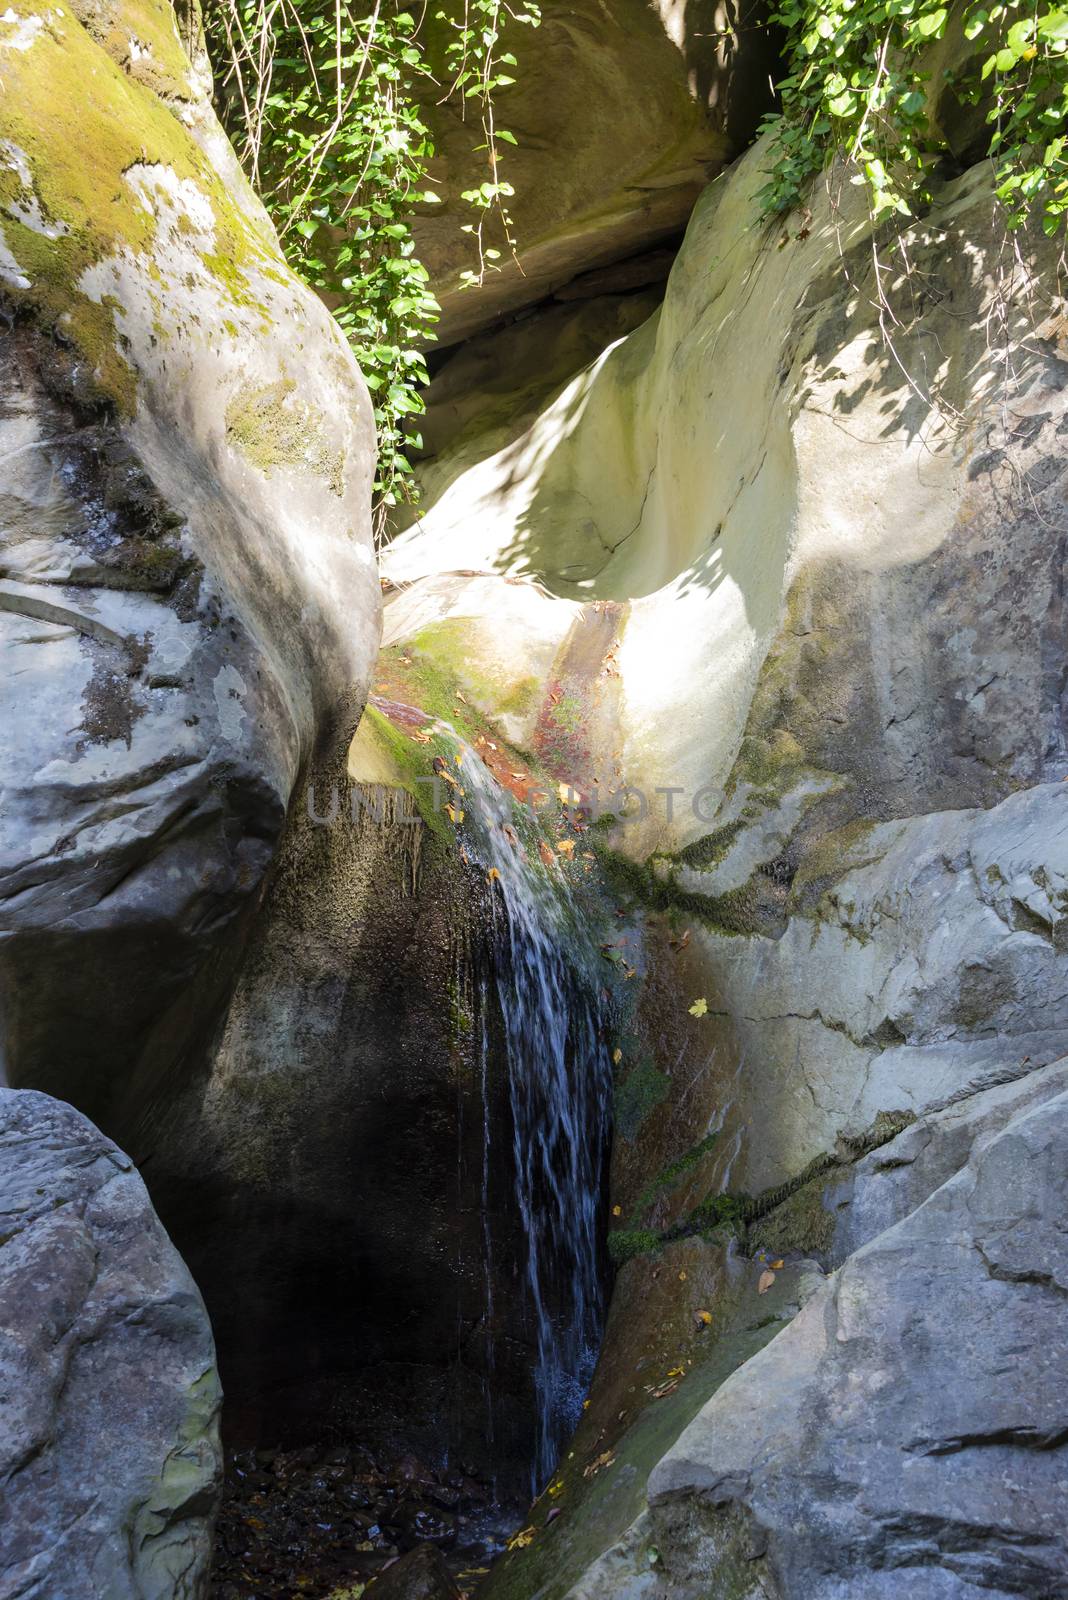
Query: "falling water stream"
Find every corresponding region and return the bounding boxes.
[454,736,614,1495]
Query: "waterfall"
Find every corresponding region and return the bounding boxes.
[452,738,613,1495]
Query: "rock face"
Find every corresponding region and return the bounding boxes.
[384,133,1068,1600]
[410,0,776,344]
[144,760,538,1469]
[649,1075,1068,1599]
[0,2,379,1138]
[0,1086,221,1599]
[384,138,1068,1147]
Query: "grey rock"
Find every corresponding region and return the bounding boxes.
[0,1086,221,1600]
[648,1087,1068,1598]
[409,0,776,344]
[828,1055,1068,1263]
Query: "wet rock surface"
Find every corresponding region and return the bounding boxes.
[365,1544,463,1600]
[209,1444,515,1600]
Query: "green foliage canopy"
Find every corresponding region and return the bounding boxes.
[759,0,1068,234]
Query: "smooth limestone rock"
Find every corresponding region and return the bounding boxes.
[389,136,1068,1600]
[0,1,380,1133]
[647,1083,1068,1600]
[408,0,776,345]
[383,137,1068,1178]
[0,1086,221,1600]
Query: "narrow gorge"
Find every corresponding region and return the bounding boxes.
[2,3,1067,1599]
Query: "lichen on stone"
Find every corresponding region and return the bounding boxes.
[224,377,346,492]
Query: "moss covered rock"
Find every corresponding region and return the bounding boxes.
[0,0,379,1227]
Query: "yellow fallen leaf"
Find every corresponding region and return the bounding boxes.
[557,839,575,857]
[770,1258,784,1270]
[678,1270,688,1282]
[487,867,501,883]
[508,1526,535,1551]
[757,1270,776,1295]
[612,1048,622,1064]
[445,805,464,825]
[612,1204,622,1217]
[695,1309,712,1326]
[688,998,708,1017]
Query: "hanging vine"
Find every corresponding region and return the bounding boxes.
[758,0,1068,235]
[202,0,539,532]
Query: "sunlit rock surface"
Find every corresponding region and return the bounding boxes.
[0,0,379,1134]
[383,137,1068,1599]
[407,0,776,346]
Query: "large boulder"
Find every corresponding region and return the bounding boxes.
[0,1086,221,1599]
[409,0,776,345]
[648,1080,1068,1599]
[0,0,380,1135]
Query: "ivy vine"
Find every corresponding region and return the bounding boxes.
[202,0,539,532]
[759,0,1068,236]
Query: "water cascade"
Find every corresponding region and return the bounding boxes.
[448,737,614,1493]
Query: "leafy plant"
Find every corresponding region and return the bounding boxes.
[202,0,539,531]
[436,0,542,286]
[759,0,1068,236]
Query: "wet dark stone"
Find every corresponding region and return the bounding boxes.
[365,1543,461,1600]
[395,1503,458,1551]
[209,1444,510,1599]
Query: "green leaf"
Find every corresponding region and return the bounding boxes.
[915,7,947,36]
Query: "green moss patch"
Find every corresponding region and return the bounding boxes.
[407,618,540,727]
[613,1059,670,1142]
[607,1226,661,1266]
[0,1,277,413]
[593,842,761,937]
[225,378,345,490]
[747,1171,838,1257]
